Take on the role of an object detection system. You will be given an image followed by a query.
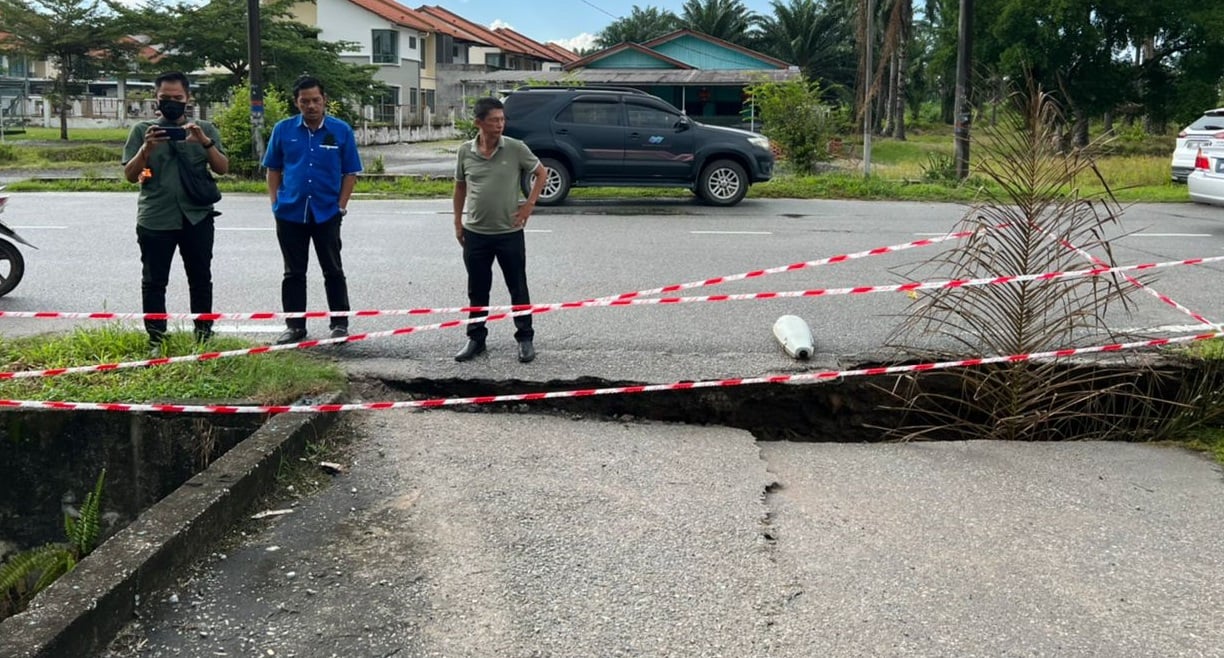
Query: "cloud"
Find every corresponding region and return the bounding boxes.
[489,19,514,30]
[553,33,598,53]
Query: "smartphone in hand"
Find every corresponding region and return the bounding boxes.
[161,126,187,141]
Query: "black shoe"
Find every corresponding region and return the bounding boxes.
[275,327,308,345]
[329,326,349,339]
[517,340,536,363]
[194,328,214,344]
[454,339,486,362]
[148,341,164,359]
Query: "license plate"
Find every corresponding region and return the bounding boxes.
[1187,139,1212,148]
[1217,159,1224,174]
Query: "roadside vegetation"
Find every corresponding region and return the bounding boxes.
[0,122,1187,204]
[0,325,346,404]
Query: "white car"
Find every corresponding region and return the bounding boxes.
[1188,148,1224,206]
[1171,108,1224,183]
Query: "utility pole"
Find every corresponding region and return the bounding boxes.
[862,0,874,177]
[247,0,265,165]
[952,0,973,179]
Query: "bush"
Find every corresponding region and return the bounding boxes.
[0,143,16,162]
[744,77,845,174]
[214,84,290,178]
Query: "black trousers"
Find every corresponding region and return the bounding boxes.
[137,215,214,341]
[276,214,349,330]
[463,228,533,342]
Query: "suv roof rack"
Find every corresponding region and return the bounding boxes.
[512,85,649,95]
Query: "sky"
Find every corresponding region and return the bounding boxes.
[452,0,777,52]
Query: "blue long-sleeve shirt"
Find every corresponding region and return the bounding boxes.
[263,114,362,223]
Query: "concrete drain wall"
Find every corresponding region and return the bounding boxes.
[0,411,264,553]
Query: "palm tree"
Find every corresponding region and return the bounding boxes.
[679,0,759,47]
[596,6,681,48]
[755,0,855,90]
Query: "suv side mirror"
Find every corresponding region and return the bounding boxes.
[674,117,691,132]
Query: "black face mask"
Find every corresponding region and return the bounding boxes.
[157,99,187,122]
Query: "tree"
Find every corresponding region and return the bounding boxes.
[110,0,385,117]
[0,0,129,139]
[596,5,680,48]
[754,0,855,93]
[680,0,758,47]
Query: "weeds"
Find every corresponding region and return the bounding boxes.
[0,470,106,618]
[0,325,346,405]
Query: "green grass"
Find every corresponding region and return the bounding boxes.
[1,127,132,142]
[0,325,346,405]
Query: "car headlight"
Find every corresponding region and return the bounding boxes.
[748,136,771,151]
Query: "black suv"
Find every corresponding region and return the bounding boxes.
[502,87,774,206]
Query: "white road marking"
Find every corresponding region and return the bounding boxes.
[211,324,283,334]
[1118,324,1223,334]
[8,225,66,230]
[525,229,552,233]
[217,227,275,231]
[1128,233,1212,237]
[691,230,772,235]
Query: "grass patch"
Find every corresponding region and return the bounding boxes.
[2,127,131,142]
[0,325,346,405]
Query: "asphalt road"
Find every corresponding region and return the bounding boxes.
[3,193,1223,382]
[0,192,1217,657]
[100,413,1224,658]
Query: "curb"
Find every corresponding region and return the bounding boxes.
[0,393,345,658]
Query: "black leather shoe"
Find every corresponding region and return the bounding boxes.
[329,326,349,339]
[194,327,214,344]
[454,339,486,362]
[517,340,536,363]
[275,327,308,345]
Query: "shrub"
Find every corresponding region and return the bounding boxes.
[0,143,17,162]
[744,77,845,174]
[214,84,290,178]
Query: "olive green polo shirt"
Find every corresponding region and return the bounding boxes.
[455,135,540,235]
[122,120,225,230]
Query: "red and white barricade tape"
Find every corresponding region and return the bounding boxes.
[2,330,1218,414]
[0,256,1220,380]
[1042,225,1218,327]
[0,250,1218,325]
[0,228,984,322]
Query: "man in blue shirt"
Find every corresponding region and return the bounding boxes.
[263,76,363,344]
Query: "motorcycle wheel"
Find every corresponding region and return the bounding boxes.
[0,239,25,297]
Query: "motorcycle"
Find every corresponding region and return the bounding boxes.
[0,188,35,297]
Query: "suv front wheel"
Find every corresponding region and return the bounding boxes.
[522,157,571,206]
[697,159,749,206]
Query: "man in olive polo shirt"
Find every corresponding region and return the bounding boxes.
[452,96,547,363]
[122,71,228,355]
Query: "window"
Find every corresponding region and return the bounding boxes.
[409,87,418,115]
[409,35,417,49]
[557,100,621,126]
[372,30,398,64]
[373,87,399,123]
[423,89,436,115]
[626,103,679,129]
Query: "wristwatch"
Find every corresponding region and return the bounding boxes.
[339,207,348,217]
[202,139,215,149]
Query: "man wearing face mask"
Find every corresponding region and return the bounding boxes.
[122,71,228,356]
